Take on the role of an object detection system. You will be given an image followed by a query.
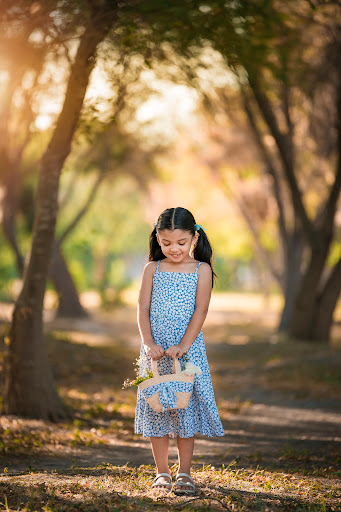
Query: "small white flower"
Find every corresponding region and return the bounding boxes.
[182,362,202,376]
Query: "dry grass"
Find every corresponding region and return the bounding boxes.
[0,463,340,511]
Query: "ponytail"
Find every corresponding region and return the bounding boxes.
[193,228,217,287]
[149,227,165,262]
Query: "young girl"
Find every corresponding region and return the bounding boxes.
[134,207,224,495]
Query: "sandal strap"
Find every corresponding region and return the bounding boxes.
[175,473,195,489]
[177,473,194,482]
[153,473,172,482]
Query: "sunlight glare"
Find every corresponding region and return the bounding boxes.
[84,61,114,117]
[197,46,237,89]
[35,114,54,130]
[136,84,197,124]
[130,79,199,145]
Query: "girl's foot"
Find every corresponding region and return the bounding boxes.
[152,472,172,492]
[173,473,196,495]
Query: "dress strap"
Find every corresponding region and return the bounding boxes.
[196,261,203,274]
[156,260,161,272]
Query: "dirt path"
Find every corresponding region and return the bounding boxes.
[3,393,340,475]
[2,298,340,476]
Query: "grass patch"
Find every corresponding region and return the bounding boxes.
[0,463,340,511]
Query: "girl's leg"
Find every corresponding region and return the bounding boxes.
[150,435,171,486]
[176,436,195,490]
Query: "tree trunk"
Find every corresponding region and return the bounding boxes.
[289,235,332,341]
[4,11,113,420]
[49,240,89,318]
[278,229,304,331]
[312,257,341,342]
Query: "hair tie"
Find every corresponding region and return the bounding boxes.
[195,223,206,232]
[153,223,157,228]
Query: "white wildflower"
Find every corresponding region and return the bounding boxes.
[182,362,202,376]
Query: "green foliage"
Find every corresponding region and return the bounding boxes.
[213,258,238,291]
[119,0,300,78]
[0,233,18,299]
[213,222,254,263]
[55,173,150,293]
[259,223,278,252]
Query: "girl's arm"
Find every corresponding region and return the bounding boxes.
[138,262,165,361]
[165,263,212,359]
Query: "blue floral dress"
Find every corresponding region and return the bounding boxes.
[134,260,225,438]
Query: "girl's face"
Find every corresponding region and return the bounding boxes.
[156,229,198,263]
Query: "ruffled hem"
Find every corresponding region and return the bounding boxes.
[134,403,225,439]
[134,424,225,439]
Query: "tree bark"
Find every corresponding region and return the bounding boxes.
[289,236,332,341]
[312,257,341,342]
[278,228,304,331]
[4,9,114,420]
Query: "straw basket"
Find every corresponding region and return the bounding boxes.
[138,358,194,413]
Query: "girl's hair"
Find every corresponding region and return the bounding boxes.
[149,207,217,286]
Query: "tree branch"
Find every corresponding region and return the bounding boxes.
[281,82,294,141]
[248,74,315,246]
[241,87,290,258]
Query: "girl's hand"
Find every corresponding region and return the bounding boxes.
[144,342,165,361]
[165,344,187,359]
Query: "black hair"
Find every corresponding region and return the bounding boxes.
[149,207,217,286]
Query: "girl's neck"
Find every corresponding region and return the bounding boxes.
[160,258,198,272]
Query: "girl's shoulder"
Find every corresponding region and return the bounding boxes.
[143,261,158,275]
[197,261,213,278]
[197,261,211,271]
[141,261,158,285]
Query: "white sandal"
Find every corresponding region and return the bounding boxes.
[152,472,172,492]
[173,472,196,495]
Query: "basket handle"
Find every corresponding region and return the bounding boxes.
[151,359,160,377]
[151,357,182,376]
[173,357,182,374]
